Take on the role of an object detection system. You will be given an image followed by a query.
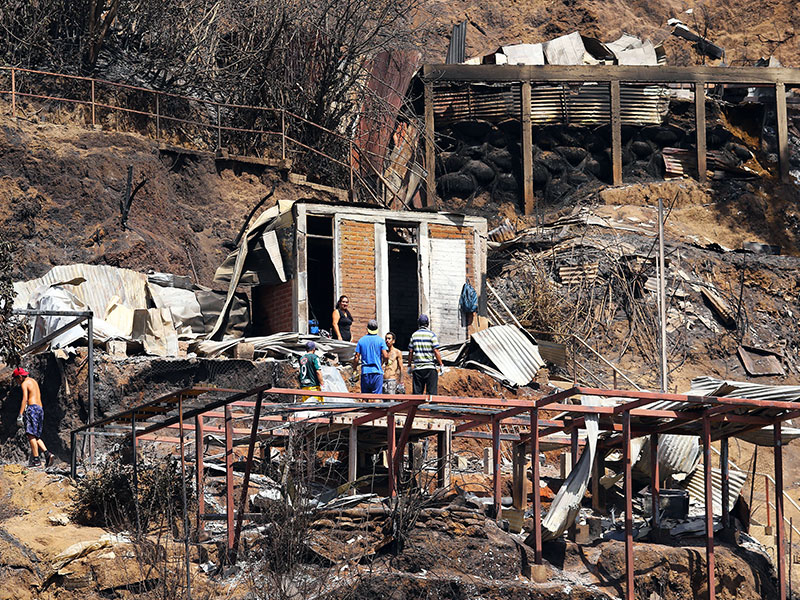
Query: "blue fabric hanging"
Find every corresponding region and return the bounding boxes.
[459,281,478,314]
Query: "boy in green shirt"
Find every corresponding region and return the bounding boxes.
[299,341,324,402]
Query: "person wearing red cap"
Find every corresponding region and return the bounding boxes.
[12,367,53,468]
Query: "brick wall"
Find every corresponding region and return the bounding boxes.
[338,219,377,339]
[252,280,294,335]
[428,224,476,287]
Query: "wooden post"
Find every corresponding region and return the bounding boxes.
[623,410,634,600]
[703,415,716,600]
[695,82,707,183]
[195,415,205,534]
[155,94,160,140]
[569,427,579,540]
[423,81,437,209]
[437,424,452,489]
[610,80,622,186]
[531,408,542,564]
[349,424,358,491]
[776,421,787,600]
[521,80,534,214]
[512,442,529,510]
[776,82,790,183]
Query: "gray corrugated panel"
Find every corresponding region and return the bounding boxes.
[684,465,748,516]
[470,325,545,387]
[433,82,668,126]
[636,434,701,478]
[14,264,148,315]
[689,376,800,402]
[446,21,468,64]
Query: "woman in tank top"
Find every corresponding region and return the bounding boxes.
[332,295,353,341]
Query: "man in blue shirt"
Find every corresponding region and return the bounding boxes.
[354,319,388,395]
[408,314,443,396]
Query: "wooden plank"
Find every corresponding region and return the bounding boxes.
[437,425,452,489]
[695,82,707,182]
[521,80,534,214]
[424,81,437,209]
[610,80,622,186]
[422,64,800,85]
[776,81,790,183]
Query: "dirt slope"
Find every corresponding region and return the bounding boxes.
[420,0,799,66]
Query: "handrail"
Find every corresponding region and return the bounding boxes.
[0,65,420,203]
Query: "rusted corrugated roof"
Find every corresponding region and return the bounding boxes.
[470,325,545,386]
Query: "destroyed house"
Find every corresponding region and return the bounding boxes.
[213,201,488,346]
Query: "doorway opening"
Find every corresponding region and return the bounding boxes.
[306,215,335,334]
[387,222,419,349]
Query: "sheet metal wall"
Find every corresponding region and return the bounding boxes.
[433,82,669,126]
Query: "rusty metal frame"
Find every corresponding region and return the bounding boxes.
[72,383,800,594]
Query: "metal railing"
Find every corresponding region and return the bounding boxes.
[0,66,419,208]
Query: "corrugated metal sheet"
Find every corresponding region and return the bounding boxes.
[635,434,701,479]
[684,465,748,516]
[433,82,669,126]
[446,21,467,65]
[543,32,586,66]
[559,263,599,284]
[470,325,545,386]
[502,43,545,65]
[14,264,148,315]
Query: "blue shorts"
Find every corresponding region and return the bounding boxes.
[24,405,44,438]
[360,372,384,395]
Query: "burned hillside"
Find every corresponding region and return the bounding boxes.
[2,5,800,600]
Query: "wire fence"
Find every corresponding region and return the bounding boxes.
[0,66,419,208]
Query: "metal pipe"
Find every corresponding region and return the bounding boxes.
[492,418,501,517]
[776,421,787,599]
[657,197,668,392]
[155,94,160,140]
[531,408,542,564]
[387,413,396,497]
[767,475,772,528]
[178,395,192,599]
[195,415,205,535]
[721,437,730,530]
[623,410,634,600]
[224,404,234,556]
[11,67,15,118]
[91,79,96,127]
[88,315,95,463]
[650,433,660,528]
[281,109,286,160]
[703,415,716,600]
[131,413,142,536]
[234,391,263,556]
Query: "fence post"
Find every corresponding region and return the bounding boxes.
[11,67,15,118]
[281,109,286,160]
[217,105,222,151]
[155,94,160,140]
[91,79,96,127]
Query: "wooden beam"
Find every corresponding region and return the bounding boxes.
[776,81,790,183]
[424,80,437,209]
[422,64,800,85]
[521,80,534,214]
[695,82,707,183]
[610,80,622,186]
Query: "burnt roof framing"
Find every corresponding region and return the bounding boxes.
[419,64,798,211]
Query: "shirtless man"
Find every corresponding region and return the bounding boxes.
[13,367,53,468]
